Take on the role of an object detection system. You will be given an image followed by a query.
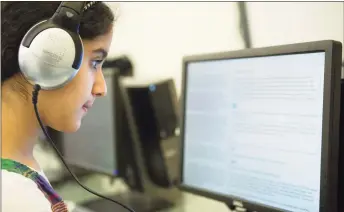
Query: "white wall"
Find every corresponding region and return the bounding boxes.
[107,2,244,96]
[246,2,344,57]
[107,2,343,94]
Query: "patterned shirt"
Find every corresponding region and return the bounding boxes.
[1,158,69,212]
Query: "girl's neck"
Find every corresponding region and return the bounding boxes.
[1,86,42,171]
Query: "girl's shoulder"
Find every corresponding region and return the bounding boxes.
[1,169,52,212]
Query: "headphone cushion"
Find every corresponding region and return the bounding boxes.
[18,20,83,90]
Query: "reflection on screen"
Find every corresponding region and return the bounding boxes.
[63,73,117,176]
[182,52,325,212]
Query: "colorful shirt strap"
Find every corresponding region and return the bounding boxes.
[1,158,69,212]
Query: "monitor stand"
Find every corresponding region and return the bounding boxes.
[226,203,252,212]
[81,191,175,212]
[226,203,235,211]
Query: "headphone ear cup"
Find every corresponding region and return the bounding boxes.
[18,20,83,90]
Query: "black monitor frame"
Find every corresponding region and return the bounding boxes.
[179,40,342,212]
[339,79,344,212]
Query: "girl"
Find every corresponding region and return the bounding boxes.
[1,2,115,211]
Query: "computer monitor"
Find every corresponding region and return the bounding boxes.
[179,40,342,212]
[45,67,145,192]
[60,69,119,176]
[339,79,344,212]
[81,77,180,212]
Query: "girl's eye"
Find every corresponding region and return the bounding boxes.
[91,60,103,70]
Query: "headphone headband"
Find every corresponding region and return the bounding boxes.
[57,2,86,15]
[51,2,85,33]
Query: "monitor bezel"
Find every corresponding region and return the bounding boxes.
[179,40,342,212]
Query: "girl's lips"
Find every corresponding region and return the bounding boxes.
[82,106,88,113]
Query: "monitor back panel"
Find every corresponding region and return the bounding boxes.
[126,79,180,188]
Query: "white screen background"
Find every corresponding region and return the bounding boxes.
[182,52,325,212]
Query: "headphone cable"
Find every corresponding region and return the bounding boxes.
[32,84,136,212]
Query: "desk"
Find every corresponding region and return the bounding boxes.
[54,174,231,212]
[35,144,231,212]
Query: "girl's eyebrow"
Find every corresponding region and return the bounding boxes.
[92,48,108,59]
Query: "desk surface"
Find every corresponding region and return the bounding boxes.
[54,174,230,212]
[35,144,231,212]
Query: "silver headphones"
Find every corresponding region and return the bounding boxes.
[18,2,93,90]
[17,3,137,212]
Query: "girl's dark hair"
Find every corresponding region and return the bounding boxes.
[1,1,115,83]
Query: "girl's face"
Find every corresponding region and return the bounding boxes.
[37,29,114,133]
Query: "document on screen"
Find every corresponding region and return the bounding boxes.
[183,52,325,212]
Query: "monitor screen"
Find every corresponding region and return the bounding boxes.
[182,52,326,212]
[62,71,118,176]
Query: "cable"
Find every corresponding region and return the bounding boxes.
[237,2,252,49]
[32,84,136,212]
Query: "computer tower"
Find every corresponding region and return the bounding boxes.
[126,79,180,188]
[127,79,179,140]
